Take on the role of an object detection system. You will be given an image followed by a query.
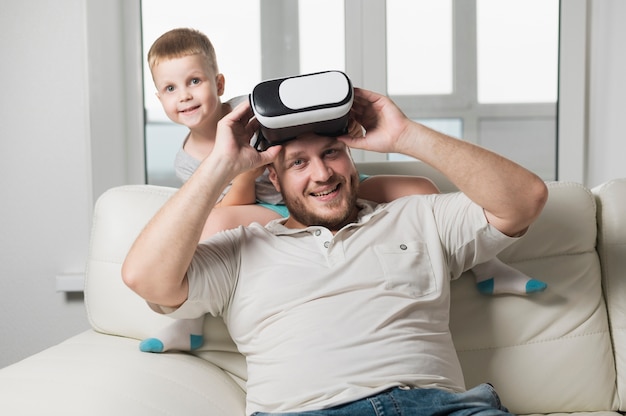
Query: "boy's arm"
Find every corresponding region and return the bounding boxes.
[216,166,265,207]
[357,175,440,203]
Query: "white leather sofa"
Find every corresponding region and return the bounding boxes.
[1,161,625,416]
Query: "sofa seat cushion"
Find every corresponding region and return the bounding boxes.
[0,330,246,415]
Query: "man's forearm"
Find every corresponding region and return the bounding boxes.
[121,154,236,308]
[399,122,548,236]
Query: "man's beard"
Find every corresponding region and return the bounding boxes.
[282,172,360,231]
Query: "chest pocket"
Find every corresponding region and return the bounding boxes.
[374,241,437,298]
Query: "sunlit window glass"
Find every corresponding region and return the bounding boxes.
[298,0,345,74]
[477,0,559,103]
[141,0,261,122]
[386,0,453,95]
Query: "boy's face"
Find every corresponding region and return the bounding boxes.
[268,134,360,231]
[151,54,225,129]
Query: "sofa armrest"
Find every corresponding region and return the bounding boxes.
[594,178,626,411]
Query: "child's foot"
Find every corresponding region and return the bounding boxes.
[139,317,205,353]
[472,258,547,295]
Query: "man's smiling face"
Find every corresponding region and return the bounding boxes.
[268,134,360,231]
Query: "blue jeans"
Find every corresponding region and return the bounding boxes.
[251,383,512,416]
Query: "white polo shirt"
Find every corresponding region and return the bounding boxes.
[164,193,519,414]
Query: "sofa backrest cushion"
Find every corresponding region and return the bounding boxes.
[450,181,617,414]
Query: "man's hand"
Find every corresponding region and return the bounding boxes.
[338,87,414,155]
[210,101,282,182]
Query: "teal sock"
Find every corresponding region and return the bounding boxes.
[472,257,547,296]
[139,317,205,353]
[139,338,164,353]
[190,334,204,350]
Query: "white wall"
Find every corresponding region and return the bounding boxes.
[0,0,140,368]
[0,0,92,368]
[0,0,625,369]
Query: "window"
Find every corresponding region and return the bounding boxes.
[141,0,559,185]
[298,0,345,74]
[386,0,453,96]
[477,0,559,104]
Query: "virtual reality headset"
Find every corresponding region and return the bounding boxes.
[249,70,353,151]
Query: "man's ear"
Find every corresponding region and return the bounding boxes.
[216,73,225,96]
[267,166,281,192]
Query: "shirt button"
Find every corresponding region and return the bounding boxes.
[324,241,330,248]
[400,244,407,250]
[314,229,321,236]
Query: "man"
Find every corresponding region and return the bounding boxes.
[123,87,548,415]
